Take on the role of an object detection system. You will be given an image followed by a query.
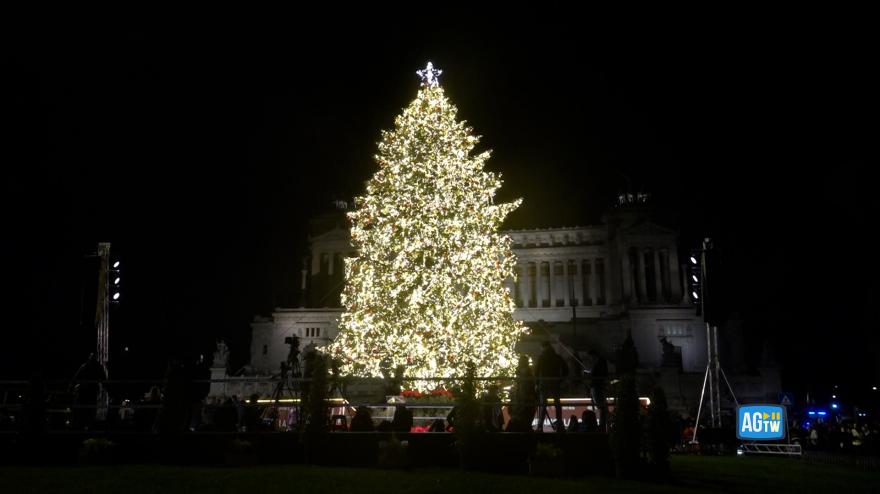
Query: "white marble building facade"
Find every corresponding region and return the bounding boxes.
[248,204,712,377]
[231,202,782,412]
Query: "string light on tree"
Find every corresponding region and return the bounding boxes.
[322,62,526,392]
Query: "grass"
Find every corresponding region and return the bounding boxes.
[1,455,878,493]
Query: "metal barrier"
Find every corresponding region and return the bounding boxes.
[0,376,607,434]
[739,443,802,457]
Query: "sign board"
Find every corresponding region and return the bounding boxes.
[737,404,786,441]
[779,392,794,407]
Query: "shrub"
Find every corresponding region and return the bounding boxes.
[224,439,256,466]
[528,442,564,477]
[78,438,116,465]
[377,434,409,469]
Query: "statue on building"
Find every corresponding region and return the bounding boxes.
[213,339,229,368]
[616,332,639,375]
[659,336,681,369]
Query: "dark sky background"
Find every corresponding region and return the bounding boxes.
[3,16,876,401]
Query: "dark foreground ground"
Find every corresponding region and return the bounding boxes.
[2,455,878,494]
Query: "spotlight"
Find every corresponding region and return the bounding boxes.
[112,292,120,301]
[688,247,703,316]
[113,261,120,269]
[114,277,120,285]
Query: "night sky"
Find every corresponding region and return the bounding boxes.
[3,16,877,400]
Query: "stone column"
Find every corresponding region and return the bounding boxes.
[621,249,632,301]
[626,250,639,304]
[572,260,583,307]
[590,258,599,306]
[535,262,543,307]
[637,249,648,304]
[669,245,682,302]
[547,260,554,307]
[654,249,663,303]
[299,259,309,308]
[582,259,592,306]
[311,250,321,275]
[506,274,516,303]
[562,260,570,307]
[681,267,691,303]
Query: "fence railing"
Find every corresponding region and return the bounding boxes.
[0,376,612,434]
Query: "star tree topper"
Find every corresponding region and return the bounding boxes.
[416,61,443,87]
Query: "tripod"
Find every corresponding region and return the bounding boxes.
[265,336,303,430]
[692,323,738,443]
[690,238,739,444]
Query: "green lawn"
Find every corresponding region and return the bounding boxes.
[2,456,878,494]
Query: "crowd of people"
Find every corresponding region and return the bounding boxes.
[16,345,880,461]
[792,418,880,455]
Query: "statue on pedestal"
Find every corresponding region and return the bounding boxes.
[213,339,229,368]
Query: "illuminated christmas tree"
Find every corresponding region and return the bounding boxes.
[323,62,526,391]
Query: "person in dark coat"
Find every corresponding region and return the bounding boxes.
[506,355,537,432]
[350,406,375,432]
[392,405,413,433]
[480,384,504,432]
